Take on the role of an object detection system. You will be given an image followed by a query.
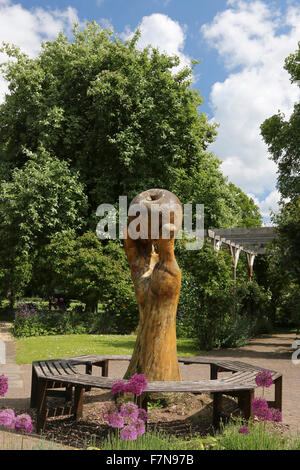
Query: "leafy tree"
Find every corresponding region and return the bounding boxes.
[0,148,87,306]
[0,23,257,229]
[227,183,262,228]
[35,231,138,332]
[176,239,269,349]
[270,199,300,284]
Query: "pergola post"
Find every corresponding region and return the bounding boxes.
[229,243,242,281]
[246,252,256,278]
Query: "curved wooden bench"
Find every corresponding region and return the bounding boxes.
[30,355,282,433]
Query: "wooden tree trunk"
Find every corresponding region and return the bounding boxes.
[123,189,182,382]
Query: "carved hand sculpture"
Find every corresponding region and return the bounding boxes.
[124,189,182,381]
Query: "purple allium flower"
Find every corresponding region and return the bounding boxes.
[0,375,8,397]
[269,408,282,422]
[107,412,124,429]
[0,409,15,428]
[238,425,250,434]
[14,414,33,434]
[255,370,274,388]
[127,374,147,396]
[119,402,139,420]
[59,298,64,302]
[251,397,269,415]
[111,380,126,395]
[255,407,274,422]
[120,424,138,441]
[132,418,146,436]
[54,298,58,303]
[137,408,148,423]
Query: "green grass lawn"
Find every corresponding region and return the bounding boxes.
[15,334,202,364]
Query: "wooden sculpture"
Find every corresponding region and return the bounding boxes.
[123,189,183,381]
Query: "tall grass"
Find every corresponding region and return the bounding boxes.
[96,421,300,451]
[215,418,300,450]
[98,430,204,451]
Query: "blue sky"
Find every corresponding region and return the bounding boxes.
[0,0,299,221]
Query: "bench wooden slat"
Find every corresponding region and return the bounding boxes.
[45,361,60,377]
[52,361,70,376]
[39,361,54,377]
[39,373,254,394]
[220,370,258,384]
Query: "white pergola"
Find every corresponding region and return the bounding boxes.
[205,227,277,279]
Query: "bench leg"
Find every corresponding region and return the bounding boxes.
[85,363,92,392]
[74,385,84,421]
[210,364,219,380]
[137,392,148,411]
[65,384,73,402]
[30,366,38,408]
[212,392,222,427]
[238,390,254,420]
[36,381,48,433]
[101,360,109,377]
[274,376,282,411]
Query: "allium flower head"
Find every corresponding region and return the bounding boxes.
[255,407,273,422]
[127,374,147,396]
[238,425,250,434]
[0,409,15,428]
[107,412,124,429]
[120,424,138,441]
[132,418,146,436]
[255,370,274,388]
[0,374,8,397]
[251,397,269,415]
[269,407,282,422]
[111,380,126,395]
[119,402,139,420]
[14,414,33,434]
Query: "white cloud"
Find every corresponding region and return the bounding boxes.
[247,190,280,219]
[0,0,78,102]
[201,0,300,217]
[121,13,191,72]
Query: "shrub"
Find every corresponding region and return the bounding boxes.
[175,240,272,349]
[12,302,90,337]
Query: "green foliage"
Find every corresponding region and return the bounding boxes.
[34,232,138,333]
[227,183,262,228]
[91,419,300,450]
[176,240,271,349]
[0,22,259,230]
[12,302,90,337]
[215,418,300,451]
[0,148,87,305]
